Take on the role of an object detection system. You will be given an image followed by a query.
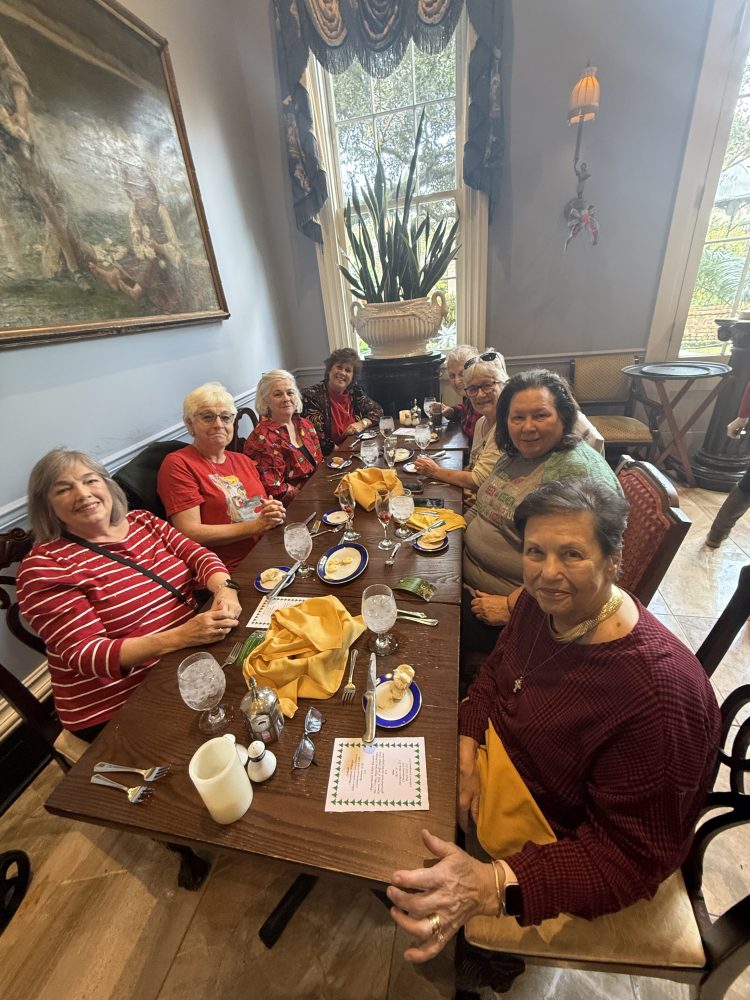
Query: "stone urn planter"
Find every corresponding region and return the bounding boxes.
[350,291,447,359]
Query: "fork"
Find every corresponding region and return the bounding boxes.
[90,774,153,802]
[93,762,170,782]
[220,641,242,670]
[341,648,358,703]
[312,524,345,537]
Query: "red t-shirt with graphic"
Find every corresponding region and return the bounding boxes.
[157,444,267,570]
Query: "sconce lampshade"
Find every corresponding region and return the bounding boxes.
[568,65,599,124]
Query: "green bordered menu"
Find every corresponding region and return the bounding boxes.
[325,737,429,812]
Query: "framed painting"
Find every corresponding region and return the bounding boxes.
[0,0,228,349]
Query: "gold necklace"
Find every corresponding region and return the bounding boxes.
[512,587,623,695]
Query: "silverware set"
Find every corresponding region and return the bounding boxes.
[397,609,439,626]
[91,761,171,804]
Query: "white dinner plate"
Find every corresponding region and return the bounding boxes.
[394,448,413,463]
[317,543,369,584]
[322,509,350,526]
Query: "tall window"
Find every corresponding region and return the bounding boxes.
[308,15,487,356]
[680,49,750,356]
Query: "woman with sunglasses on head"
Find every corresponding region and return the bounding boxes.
[157,382,286,572]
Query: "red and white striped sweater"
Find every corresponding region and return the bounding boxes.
[17,510,227,731]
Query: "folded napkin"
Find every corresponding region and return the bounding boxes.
[242,595,366,718]
[406,508,466,533]
[335,468,404,511]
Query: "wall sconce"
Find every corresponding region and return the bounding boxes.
[564,64,600,250]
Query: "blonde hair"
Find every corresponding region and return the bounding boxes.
[182,382,237,430]
[28,449,128,542]
[255,370,303,417]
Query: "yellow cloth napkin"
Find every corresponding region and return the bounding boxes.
[476,720,556,858]
[406,509,466,533]
[242,595,366,718]
[335,468,404,511]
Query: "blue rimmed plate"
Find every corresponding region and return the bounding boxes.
[402,461,419,474]
[412,536,449,554]
[326,457,352,470]
[393,447,414,463]
[357,430,377,440]
[363,674,422,728]
[322,509,350,527]
[317,543,368,584]
[254,566,294,593]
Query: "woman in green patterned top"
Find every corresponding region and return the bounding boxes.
[463,370,620,652]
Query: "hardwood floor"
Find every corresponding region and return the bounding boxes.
[0,486,748,1000]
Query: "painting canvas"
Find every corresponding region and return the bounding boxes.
[0,0,228,349]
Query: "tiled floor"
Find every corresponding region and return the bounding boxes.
[0,486,748,999]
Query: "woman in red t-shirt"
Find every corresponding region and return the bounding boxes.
[158,382,286,570]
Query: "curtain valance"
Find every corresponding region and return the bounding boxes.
[273,0,504,242]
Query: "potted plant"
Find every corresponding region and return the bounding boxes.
[339,110,459,358]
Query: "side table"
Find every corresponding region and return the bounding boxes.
[622,362,732,487]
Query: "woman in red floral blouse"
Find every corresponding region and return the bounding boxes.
[244,370,323,504]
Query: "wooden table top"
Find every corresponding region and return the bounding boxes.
[335,420,469,454]
[45,467,462,886]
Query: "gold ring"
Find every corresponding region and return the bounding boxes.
[428,912,442,938]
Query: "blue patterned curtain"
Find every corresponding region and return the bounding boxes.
[273,0,504,243]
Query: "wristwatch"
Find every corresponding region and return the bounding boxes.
[499,859,522,917]
[221,579,241,593]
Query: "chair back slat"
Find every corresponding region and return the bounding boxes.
[227,406,259,453]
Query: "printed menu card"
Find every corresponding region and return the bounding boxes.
[325,737,429,812]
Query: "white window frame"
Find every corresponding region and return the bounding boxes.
[306,13,489,354]
[647,0,750,361]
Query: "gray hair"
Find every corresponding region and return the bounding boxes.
[463,350,509,388]
[255,369,303,417]
[28,449,128,543]
[514,478,629,558]
[445,344,479,369]
[182,382,237,429]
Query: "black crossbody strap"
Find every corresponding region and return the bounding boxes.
[62,531,194,607]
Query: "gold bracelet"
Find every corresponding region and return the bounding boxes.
[491,860,504,916]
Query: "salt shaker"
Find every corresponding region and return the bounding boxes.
[240,676,285,744]
[245,740,277,782]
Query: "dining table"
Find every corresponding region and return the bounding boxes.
[44,458,464,903]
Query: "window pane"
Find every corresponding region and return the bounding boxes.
[332,61,372,121]
[419,101,456,195]
[414,39,455,102]
[373,57,413,113]
[722,97,750,172]
[375,110,416,195]
[337,119,377,194]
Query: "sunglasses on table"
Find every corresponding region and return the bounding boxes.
[463,350,501,370]
[291,706,325,770]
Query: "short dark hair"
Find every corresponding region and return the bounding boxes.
[514,478,629,557]
[495,369,580,457]
[324,348,362,382]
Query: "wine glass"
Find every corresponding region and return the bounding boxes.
[414,422,432,458]
[390,489,415,538]
[362,583,398,654]
[177,652,232,734]
[383,434,398,468]
[284,521,314,578]
[360,438,379,467]
[338,484,360,540]
[379,415,395,438]
[423,397,437,421]
[374,488,393,550]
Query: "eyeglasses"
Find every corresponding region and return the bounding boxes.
[466,380,501,397]
[195,411,235,425]
[463,350,501,370]
[291,706,324,770]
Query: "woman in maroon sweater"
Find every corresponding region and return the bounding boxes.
[387,478,719,970]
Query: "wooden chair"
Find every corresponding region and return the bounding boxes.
[0,529,86,772]
[465,566,750,1000]
[616,455,691,605]
[112,440,184,518]
[571,353,657,455]
[227,406,259,453]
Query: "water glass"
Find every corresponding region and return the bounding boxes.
[379,415,395,438]
[360,438,379,467]
[414,422,432,458]
[390,489,415,538]
[362,583,398,654]
[338,485,360,540]
[375,488,393,550]
[284,521,314,578]
[383,434,398,468]
[423,397,437,421]
[178,652,232,734]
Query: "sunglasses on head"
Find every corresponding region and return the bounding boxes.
[463,350,501,370]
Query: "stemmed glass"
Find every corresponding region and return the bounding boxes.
[362,583,398,654]
[390,489,415,538]
[284,521,314,578]
[423,397,437,421]
[374,488,393,550]
[338,484,360,541]
[383,434,398,468]
[177,652,232,734]
[414,422,432,459]
[379,415,395,438]
[360,438,379,467]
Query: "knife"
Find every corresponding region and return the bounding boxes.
[266,560,301,600]
[363,653,377,745]
[401,518,447,545]
[303,511,317,527]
